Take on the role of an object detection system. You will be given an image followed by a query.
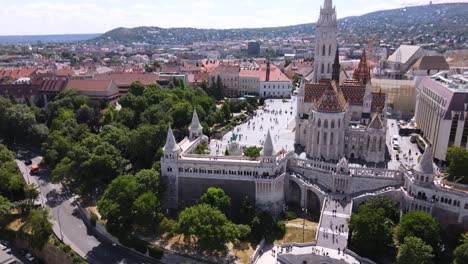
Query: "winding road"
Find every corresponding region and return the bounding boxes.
[15,149,158,264]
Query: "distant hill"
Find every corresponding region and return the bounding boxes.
[93,3,468,49]
[0,34,101,45]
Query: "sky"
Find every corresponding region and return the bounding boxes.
[0,0,463,35]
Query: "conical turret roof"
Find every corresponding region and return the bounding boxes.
[261,130,274,156]
[163,127,180,152]
[414,143,434,175]
[190,109,203,131]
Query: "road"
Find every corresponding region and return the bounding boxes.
[15,149,158,264]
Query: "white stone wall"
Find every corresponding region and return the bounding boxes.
[259,81,292,98]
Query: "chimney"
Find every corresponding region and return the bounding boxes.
[266,62,270,82]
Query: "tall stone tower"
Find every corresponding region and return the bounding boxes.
[313,0,338,82]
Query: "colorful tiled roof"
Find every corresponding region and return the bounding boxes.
[353,50,371,84]
[371,91,386,113]
[314,81,347,113]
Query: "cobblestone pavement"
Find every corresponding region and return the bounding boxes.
[210,97,297,155]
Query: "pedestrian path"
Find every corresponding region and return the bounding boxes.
[316,197,352,251]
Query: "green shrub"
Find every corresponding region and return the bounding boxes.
[286,211,298,220]
[119,236,149,254]
[159,217,176,234]
[89,210,98,227]
[59,243,72,253]
[147,245,164,259]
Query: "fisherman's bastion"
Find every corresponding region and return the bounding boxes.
[161,0,468,262]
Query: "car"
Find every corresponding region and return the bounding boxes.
[25,253,36,262]
[25,159,32,165]
[393,142,400,150]
[392,135,399,141]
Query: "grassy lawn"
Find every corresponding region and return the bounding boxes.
[230,241,256,264]
[274,218,318,244]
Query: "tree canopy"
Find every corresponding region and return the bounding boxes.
[395,211,440,251]
[174,204,239,252]
[453,233,468,264]
[23,209,52,249]
[200,187,231,212]
[446,146,468,184]
[349,203,395,259]
[243,146,262,158]
[397,236,434,264]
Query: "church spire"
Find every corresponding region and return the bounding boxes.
[324,0,333,9]
[332,46,340,83]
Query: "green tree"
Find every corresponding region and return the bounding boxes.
[446,146,468,184]
[243,146,262,158]
[135,169,161,197]
[175,204,239,252]
[397,236,433,264]
[129,81,145,96]
[349,206,395,259]
[0,195,14,216]
[97,175,138,232]
[23,209,52,249]
[395,211,440,251]
[361,197,399,223]
[132,192,161,232]
[3,104,37,142]
[200,187,231,212]
[454,233,468,264]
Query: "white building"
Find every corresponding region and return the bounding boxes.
[415,75,468,161]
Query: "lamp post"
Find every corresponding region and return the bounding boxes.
[302,207,308,243]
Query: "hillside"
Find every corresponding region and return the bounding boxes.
[93,3,468,50]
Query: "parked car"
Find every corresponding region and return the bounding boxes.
[25,159,32,165]
[393,142,400,150]
[30,164,39,174]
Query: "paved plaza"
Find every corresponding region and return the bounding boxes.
[210,97,297,155]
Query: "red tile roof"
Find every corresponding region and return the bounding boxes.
[314,81,347,113]
[353,50,371,84]
[371,91,386,113]
[65,79,114,92]
[368,113,384,129]
[93,73,159,87]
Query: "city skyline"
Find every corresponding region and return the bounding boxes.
[0,0,460,35]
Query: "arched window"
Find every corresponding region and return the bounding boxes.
[327,63,330,73]
[330,132,334,145]
[331,120,335,129]
[318,119,321,127]
[329,45,332,56]
[324,132,328,144]
[321,64,324,74]
[324,119,328,128]
[338,119,341,128]
[322,45,326,56]
[317,131,320,144]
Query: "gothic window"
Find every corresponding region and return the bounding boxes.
[317,131,320,144]
[322,45,326,56]
[321,64,324,74]
[324,132,328,145]
[331,120,335,128]
[330,133,334,145]
[324,120,328,128]
[327,64,330,73]
[329,45,332,56]
[379,137,382,151]
[338,119,341,128]
[318,119,321,127]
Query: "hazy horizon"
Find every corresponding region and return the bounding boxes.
[0,0,464,36]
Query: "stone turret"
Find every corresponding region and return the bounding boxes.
[163,126,180,156]
[261,130,274,157]
[414,143,435,184]
[189,109,203,140]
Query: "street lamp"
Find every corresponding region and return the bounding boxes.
[302,207,308,243]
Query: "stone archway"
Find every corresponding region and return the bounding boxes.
[288,179,302,211]
[307,190,321,221]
